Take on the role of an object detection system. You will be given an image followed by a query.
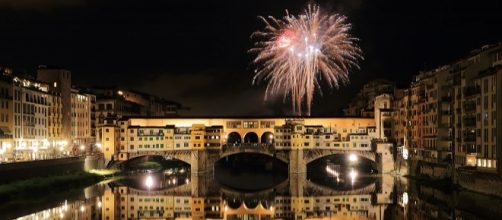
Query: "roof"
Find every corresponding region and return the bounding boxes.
[119,115,375,120]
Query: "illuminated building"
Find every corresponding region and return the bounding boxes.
[86,87,181,144]
[71,89,94,146]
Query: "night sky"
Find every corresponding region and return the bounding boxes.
[0,0,501,116]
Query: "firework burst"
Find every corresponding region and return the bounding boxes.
[250,4,363,116]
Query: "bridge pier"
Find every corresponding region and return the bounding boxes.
[190,150,219,174]
[376,143,395,173]
[289,149,306,174]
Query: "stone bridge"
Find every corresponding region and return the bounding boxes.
[115,143,394,174]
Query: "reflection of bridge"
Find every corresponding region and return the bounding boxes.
[117,142,393,175]
[106,174,394,220]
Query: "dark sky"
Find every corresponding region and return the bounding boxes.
[0,0,501,116]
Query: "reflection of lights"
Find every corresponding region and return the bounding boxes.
[224,205,228,212]
[348,154,358,162]
[186,178,190,184]
[326,166,340,182]
[97,201,102,208]
[402,192,409,205]
[80,205,85,212]
[80,145,85,151]
[402,148,409,160]
[145,175,154,189]
[349,168,358,185]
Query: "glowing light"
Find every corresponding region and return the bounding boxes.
[145,175,154,189]
[250,4,362,116]
[402,192,409,205]
[348,154,358,162]
[117,90,123,95]
[402,148,409,160]
[80,145,85,151]
[186,178,190,184]
[80,205,85,212]
[349,168,358,185]
[97,201,102,208]
[96,143,102,148]
[326,166,340,182]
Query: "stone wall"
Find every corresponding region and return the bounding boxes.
[457,170,502,197]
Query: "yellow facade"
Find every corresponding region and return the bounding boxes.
[106,117,380,162]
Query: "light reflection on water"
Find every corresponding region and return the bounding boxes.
[4,168,502,220]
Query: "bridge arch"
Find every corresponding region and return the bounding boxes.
[260,132,274,144]
[218,151,289,164]
[243,132,259,144]
[227,132,242,144]
[112,151,193,169]
[304,150,376,164]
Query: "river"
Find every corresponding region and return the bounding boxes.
[2,161,502,220]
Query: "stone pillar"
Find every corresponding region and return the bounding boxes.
[289,172,306,197]
[289,173,306,219]
[289,149,306,174]
[190,150,219,174]
[376,143,395,173]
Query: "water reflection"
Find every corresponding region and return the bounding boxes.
[5,171,502,219]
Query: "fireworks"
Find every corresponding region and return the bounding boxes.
[250,5,363,116]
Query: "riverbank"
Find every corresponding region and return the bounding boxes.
[0,171,106,202]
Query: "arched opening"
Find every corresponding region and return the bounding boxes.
[227,132,242,145]
[244,199,259,209]
[306,154,378,191]
[227,198,242,209]
[215,153,288,191]
[260,132,274,144]
[244,132,259,144]
[122,155,190,173]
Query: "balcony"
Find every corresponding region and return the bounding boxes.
[463,116,476,127]
[463,101,476,112]
[465,144,477,154]
[463,134,476,142]
[463,86,481,97]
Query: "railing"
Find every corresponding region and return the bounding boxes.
[463,86,481,97]
[463,101,477,112]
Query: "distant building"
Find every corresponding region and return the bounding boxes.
[343,79,396,117]
[0,66,101,161]
[85,87,181,143]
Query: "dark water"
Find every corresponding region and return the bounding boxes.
[2,158,502,220]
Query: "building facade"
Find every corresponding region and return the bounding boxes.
[382,43,502,177]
